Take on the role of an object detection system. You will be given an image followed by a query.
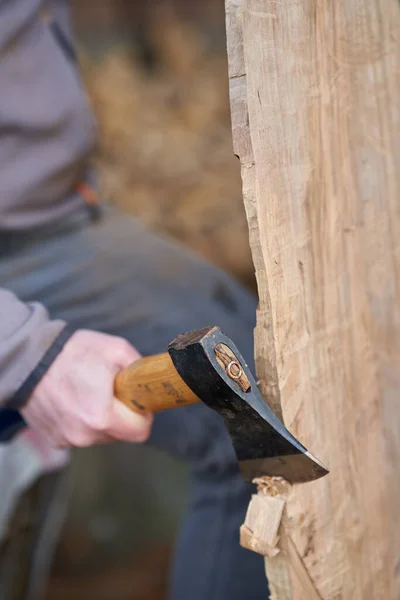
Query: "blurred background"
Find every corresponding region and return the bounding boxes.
[45,2,254,599]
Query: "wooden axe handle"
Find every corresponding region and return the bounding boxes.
[114,352,200,414]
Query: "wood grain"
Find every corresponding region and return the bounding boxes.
[114,353,200,413]
[225,0,400,598]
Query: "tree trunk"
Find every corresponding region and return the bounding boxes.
[225,1,400,598]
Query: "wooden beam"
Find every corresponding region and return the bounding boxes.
[225,0,400,598]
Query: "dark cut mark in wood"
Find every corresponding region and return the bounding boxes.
[136,382,153,395]
[130,399,146,412]
[162,381,187,405]
[214,343,251,392]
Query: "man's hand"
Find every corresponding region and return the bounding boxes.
[20,330,153,448]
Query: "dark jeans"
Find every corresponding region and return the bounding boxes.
[0,471,70,600]
[0,205,266,599]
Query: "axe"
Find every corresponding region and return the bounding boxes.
[114,326,328,483]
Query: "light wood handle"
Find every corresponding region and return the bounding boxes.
[114,352,200,414]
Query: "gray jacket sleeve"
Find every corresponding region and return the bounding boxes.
[0,288,70,410]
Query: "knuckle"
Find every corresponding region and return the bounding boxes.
[134,417,153,443]
[68,428,93,447]
[116,339,135,358]
[135,429,150,444]
[118,338,132,351]
[85,412,109,433]
[104,338,128,362]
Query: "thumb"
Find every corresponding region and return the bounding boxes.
[108,398,153,443]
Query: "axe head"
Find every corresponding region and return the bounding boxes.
[168,326,328,484]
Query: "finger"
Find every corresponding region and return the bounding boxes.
[112,341,142,369]
[92,434,115,446]
[56,432,114,448]
[107,398,153,443]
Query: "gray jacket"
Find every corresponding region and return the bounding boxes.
[0,0,96,425]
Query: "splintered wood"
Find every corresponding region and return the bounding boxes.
[240,478,289,558]
[241,478,322,600]
[226,0,400,599]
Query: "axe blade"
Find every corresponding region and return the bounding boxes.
[169,326,329,484]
